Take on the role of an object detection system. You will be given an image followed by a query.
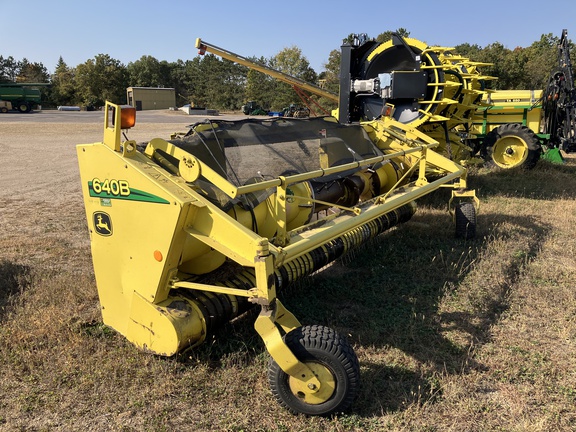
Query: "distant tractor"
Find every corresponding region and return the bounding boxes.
[0,83,48,113]
[469,29,576,169]
[241,101,269,115]
[470,90,549,169]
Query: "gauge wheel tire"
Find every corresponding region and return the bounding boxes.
[455,202,476,240]
[481,123,541,169]
[268,325,360,416]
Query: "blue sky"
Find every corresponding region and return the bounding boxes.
[2,0,576,75]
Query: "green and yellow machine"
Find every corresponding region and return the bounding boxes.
[77,33,485,416]
[468,29,576,169]
[470,89,548,169]
[0,83,47,113]
[78,96,476,415]
[336,33,493,169]
[197,31,576,171]
[195,34,492,176]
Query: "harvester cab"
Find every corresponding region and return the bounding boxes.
[78,36,479,415]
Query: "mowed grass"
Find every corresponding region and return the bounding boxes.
[1,158,576,431]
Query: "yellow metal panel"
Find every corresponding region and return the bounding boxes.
[77,143,195,335]
[126,292,205,356]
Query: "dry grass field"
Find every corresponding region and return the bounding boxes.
[1,113,576,431]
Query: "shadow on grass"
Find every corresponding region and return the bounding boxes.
[167,164,561,416]
[0,259,32,322]
[359,360,445,412]
[287,208,551,415]
[470,160,576,201]
[415,160,576,212]
[169,202,552,416]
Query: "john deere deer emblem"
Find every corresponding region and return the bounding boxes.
[93,212,112,236]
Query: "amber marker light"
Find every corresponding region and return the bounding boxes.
[383,103,395,118]
[154,250,163,262]
[120,105,136,129]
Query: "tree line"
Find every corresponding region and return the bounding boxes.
[0,29,573,111]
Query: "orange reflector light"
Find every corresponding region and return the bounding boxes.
[383,104,395,118]
[154,250,163,262]
[120,105,136,129]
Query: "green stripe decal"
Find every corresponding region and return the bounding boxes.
[88,181,170,204]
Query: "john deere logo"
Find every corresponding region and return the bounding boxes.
[93,212,112,236]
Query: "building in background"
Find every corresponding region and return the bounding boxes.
[126,87,176,111]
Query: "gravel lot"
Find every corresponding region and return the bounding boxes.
[0,109,243,257]
[0,109,245,200]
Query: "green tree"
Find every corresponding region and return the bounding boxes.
[322,49,340,92]
[183,58,204,106]
[75,54,129,107]
[269,46,317,110]
[127,55,173,87]
[245,56,276,109]
[522,33,561,90]
[471,42,513,89]
[169,59,196,107]
[218,59,248,110]
[0,56,19,82]
[16,58,49,83]
[197,54,227,108]
[507,46,531,89]
[453,33,572,91]
[376,28,410,43]
[181,54,247,110]
[453,43,483,61]
[49,57,77,107]
[318,49,340,112]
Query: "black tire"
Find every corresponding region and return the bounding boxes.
[455,202,476,240]
[16,102,31,113]
[481,123,541,169]
[0,107,7,113]
[268,325,360,416]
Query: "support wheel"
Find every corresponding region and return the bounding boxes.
[268,325,360,416]
[455,202,476,240]
[481,123,541,169]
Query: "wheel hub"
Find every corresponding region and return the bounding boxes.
[288,361,336,404]
[493,136,528,168]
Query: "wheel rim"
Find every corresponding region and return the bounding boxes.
[288,361,336,404]
[492,136,529,168]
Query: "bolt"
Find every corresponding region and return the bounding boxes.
[308,383,317,390]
